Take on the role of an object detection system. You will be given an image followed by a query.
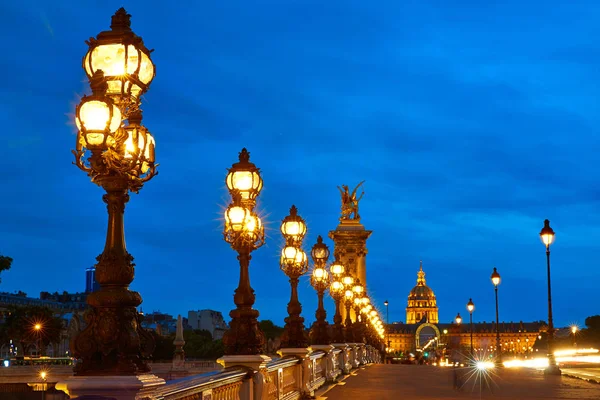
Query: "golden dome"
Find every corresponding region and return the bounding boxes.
[408,261,436,300]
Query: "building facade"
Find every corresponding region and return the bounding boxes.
[387,262,543,357]
[187,310,228,340]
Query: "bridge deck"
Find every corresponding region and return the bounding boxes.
[320,364,600,400]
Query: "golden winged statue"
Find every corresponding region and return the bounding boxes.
[337,181,365,221]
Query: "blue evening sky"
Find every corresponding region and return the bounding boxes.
[0,1,598,328]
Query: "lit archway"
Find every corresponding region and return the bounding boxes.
[415,323,440,349]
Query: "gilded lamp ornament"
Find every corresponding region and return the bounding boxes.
[309,236,331,345]
[83,7,155,111]
[222,149,266,355]
[279,206,309,349]
[70,8,157,376]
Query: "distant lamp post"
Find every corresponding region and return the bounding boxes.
[33,323,42,357]
[384,300,390,351]
[329,278,345,343]
[351,281,365,342]
[222,149,266,355]
[455,313,462,325]
[343,280,355,342]
[540,219,560,375]
[467,299,475,356]
[491,267,503,367]
[571,326,578,349]
[279,206,309,349]
[70,8,158,376]
[309,236,331,345]
[40,371,47,400]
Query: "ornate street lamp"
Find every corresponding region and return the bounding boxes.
[343,288,355,342]
[70,8,158,376]
[309,236,331,345]
[491,267,503,367]
[329,279,345,343]
[384,300,390,351]
[351,280,364,342]
[455,313,462,324]
[279,205,309,349]
[467,299,474,356]
[222,149,266,355]
[540,219,560,375]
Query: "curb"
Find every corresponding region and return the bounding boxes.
[563,373,600,385]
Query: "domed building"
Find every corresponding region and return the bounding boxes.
[406,261,438,324]
[385,260,544,358]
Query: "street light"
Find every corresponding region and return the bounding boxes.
[279,206,309,349]
[491,267,503,367]
[70,8,157,376]
[222,149,266,355]
[384,300,390,352]
[467,299,474,356]
[329,278,346,343]
[33,323,42,357]
[341,272,355,342]
[571,326,578,349]
[309,236,331,345]
[352,281,365,343]
[540,219,561,375]
[40,371,47,400]
[455,313,462,324]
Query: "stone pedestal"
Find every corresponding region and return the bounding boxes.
[56,374,165,400]
[332,344,351,374]
[310,345,336,382]
[217,354,271,370]
[278,348,311,397]
[329,220,372,323]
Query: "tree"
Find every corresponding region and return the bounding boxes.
[259,320,284,340]
[0,254,12,283]
[0,306,63,356]
[585,315,600,331]
[149,331,175,361]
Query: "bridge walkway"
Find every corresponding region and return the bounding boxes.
[319,364,600,400]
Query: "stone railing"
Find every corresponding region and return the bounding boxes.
[145,344,381,400]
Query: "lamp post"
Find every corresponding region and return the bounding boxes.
[279,206,309,349]
[571,326,578,349]
[343,288,355,343]
[33,324,42,357]
[467,299,474,356]
[329,257,346,343]
[342,273,355,342]
[352,281,365,343]
[540,219,561,375]
[40,371,47,400]
[491,267,502,367]
[70,8,158,376]
[384,300,390,351]
[309,236,331,346]
[221,149,266,356]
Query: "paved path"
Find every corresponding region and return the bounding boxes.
[320,364,600,400]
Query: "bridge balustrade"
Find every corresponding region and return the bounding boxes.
[145,344,381,400]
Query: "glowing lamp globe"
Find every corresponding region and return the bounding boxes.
[467,298,475,313]
[75,95,122,150]
[122,112,155,174]
[491,267,501,286]
[342,275,354,287]
[226,148,262,203]
[224,205,250,233]
[539,219,555,247]
[83,8,155,101]
[344,290,354,301]
[280,205,307,244]
[330,260,345,277]
[455,313,462,324]
[352,281,364,295]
